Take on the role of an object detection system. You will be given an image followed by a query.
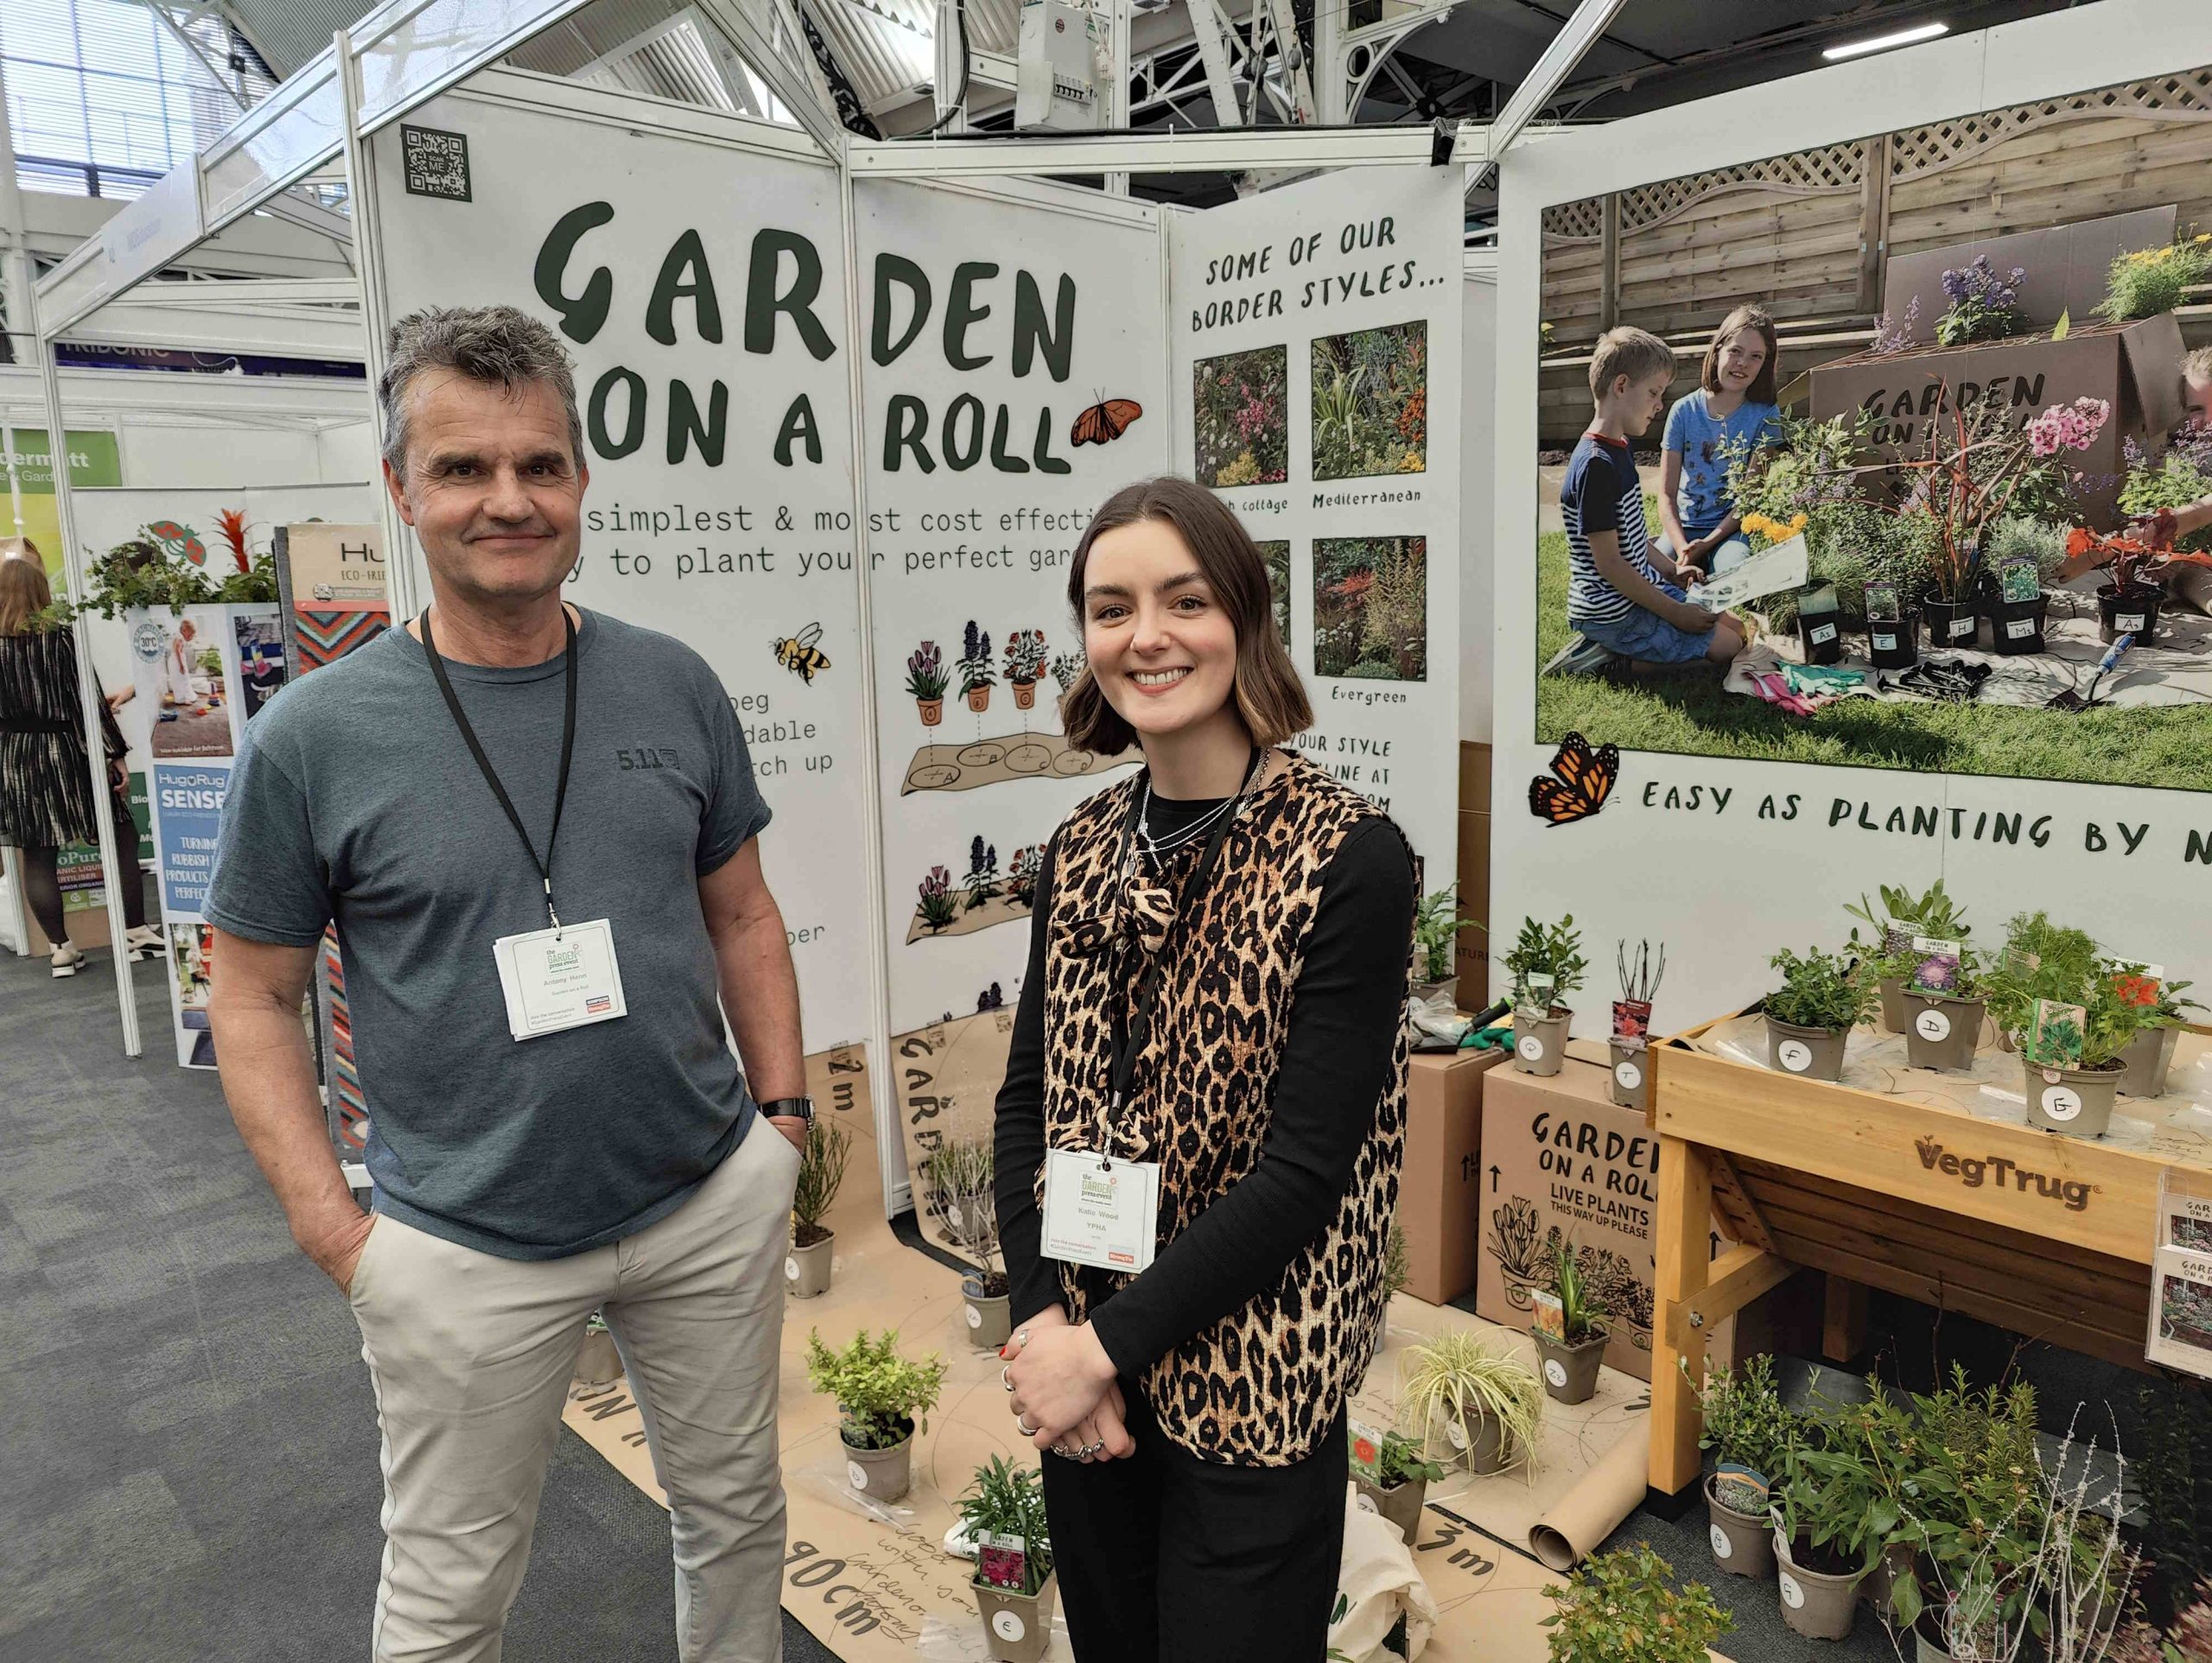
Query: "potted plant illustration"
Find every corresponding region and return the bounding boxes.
[918,866,959,934]
[1048,651,1084,698]
[1349,1425,1450,1544]
[1005,845,1046,911]
[804,1327,947,1504]
[1691,1353,1793,1580]
[1848,882,1972,1035]
[573,1309,622,1389]
[928,1139,1011,1349]
[788,1114,852,1299]
[1770,1419,1881,1641]
[1529,1236,1609,1406]
[2116,967,2196,1098]
[959,621,996,713]
[965,838,1001,912]
[1540,1544,1732,1663]
[906,641,950,727]
[1505,913,1586,1076]
[1764,946,1872,1082]
[1003,629,1047,711]
[2018,962,2160,1139]
[959,1456,1057,1663]
[1901,939,1986,1073]
[1397,1328,1545,1478]
[1412,885,1473,1007]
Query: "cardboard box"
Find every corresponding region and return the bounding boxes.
[1399,1047,1510,1306]
[1879,207,2176,344]
[1476,1058,1738,1382]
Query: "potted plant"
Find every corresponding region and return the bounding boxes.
[804,1327,947,1504]
[1530,1237,1610,1406]
[959,620,995,713]
[1983,911,2101,1053]
[906,642,950,727]
[1412,885,1473,1006]
[1506,914,1586,1076]
[2019,961,2161,1139]
[928,1139,1010,1348]
[1691,1354,1793,1580]
[573,1309,622,1388]
[2096,233,2212,325]
[1935,256,2028,346]
[1897,938,1986,1073]
[1003,629,1047,711]
[1397,1329,1545,1478]
[959,1456,1057,1663]
[1848,883,1971,1035]
[1350,1425,1450,1543]
[788,1114,852,1298]
[1610,939,1664,1111]
[918,866,959,934]
[1771,1412,1884,1641]
[2115,968,2196,1098]
[1540,1544,1732,1663]
[1765,946,1873,1082]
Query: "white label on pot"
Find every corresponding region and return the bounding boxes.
[2118,613,2147,633]
[1916,1008,1953,1042]
[965,1304,983,1330]
[945,1204,963,1230]
[1777,1039,1813,1074]
[2006,618,2036,640]
[2041,1085,2083,1122]
[1779,1571,1807,1609]
[847,1460,868,1491]
[1948,617,1974,639]
[1445,1418,1469,1450]
[1544,1357,1568,1388]
[1872,630,1897,651]
[992,1610,1027,1642]
[1517,1035,1545,1062]
[1614,1060,1643,1091]
[1808,623,1837,645]
[785,1256,799,1281]
[1355,1491,1380,1514]
[1711,1523,1733,1559]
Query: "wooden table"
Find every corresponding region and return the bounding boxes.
[1643,1012,2212,1496]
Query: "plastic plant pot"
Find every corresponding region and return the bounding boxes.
[1988,596,2048,655]
[1903,993,1983,1071]
[2120,1025,2179,1098]
[1862,1540,1917,1622]
[1704,1475,1775,1579]
[1878,978,1906,1035]
[1531,1329,1607,1405]
[1513,1009,1569,1076]
[2100,584,2162,645]
[1921,597,1980,651]
[1608,1042,1651,1110]
[1868,614,1919,670]
[573,1327,622,1387]
[843,1431,913,1503]
[963,1279,1012,1349]
[974,1572,1058,1663]
[1798,610,1844,666]
[1355,1474,1428,1543]
[1777,1537,1867,1641]
[787,1235,834,1298]
[1766,1017,1848,1082]
[2023,1057,2122,1138]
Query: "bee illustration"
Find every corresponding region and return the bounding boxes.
[772,623,830,683]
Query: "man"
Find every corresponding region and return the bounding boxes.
[207,303,811,1663]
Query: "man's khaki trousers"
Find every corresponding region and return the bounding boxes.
[346,1117,801,1661]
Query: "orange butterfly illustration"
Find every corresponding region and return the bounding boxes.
[1071,397,1143,447]
[1529,733,1618,826]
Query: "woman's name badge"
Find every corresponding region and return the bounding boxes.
[492,919,627,1042]
[1042,1148,1160,1273]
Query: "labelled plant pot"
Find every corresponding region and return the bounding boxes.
[963,1279,1012,1349]
[1777,1537,1867,1641]
[1988,596,2048,656]
[1868,614,1919,670]
[2120,1024,2179,1097]
[1766,1017,1848,1082]
[787,1234,834,1298]
[842,1430,914,1503]
[1513,1008,1569,1076]
[1012,682,1036,710]
[967,685,992,713]
[573,1326,622,1387]
[2100,583,2162,645]
[1354,1475,1428,1543]
[1798,609,1844,666]
[974,1572,1058,1663]
[1704,1475,1775,1579]
[1423,1402,1511,1476]
[1903,993,1983,1071]
[1861,1539,1916,1621]
[1922,596,1980,651]
[1878,977,1906,1035]
[1531,1329,1608,1406]
[2023,1057,2122,1138]
[1608,1042,1651,1111]
[917,697,944,727]
[1996,1027,2017,1054]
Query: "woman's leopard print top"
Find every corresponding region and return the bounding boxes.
[1037,750,1409,1467]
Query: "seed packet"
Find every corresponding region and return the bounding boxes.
[1908,936,1962,996]
[2146,1246,2212,1380]
[1713,1461,1770,1515]
[979,1533,1028,1590]
[1529,1288,1567,1342]
[2003,946,2041,980]
[1865,581,1900,622]
[2026,999,2086,1068]
[1612,998,1652,1044]
[2000,558,2042,603]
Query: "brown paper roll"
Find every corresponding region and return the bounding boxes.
[1527,1421,1652,1572]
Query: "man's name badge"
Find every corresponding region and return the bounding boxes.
[492,918,627,1042]
[1042,1147,1160,1274]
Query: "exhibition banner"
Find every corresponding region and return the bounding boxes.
[3,428,124,581]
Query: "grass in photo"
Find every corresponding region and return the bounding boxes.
[1193,346,1288,487]
[1312,321,1427,481]
[1259,541,1291,644]
[1315,536,1427,681]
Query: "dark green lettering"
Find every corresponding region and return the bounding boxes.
[1011,270,1075,382]
[534,201,614,343]
[646,229,723,346]
[746,230,835,361]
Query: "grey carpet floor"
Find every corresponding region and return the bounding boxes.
[0,924,836,1663]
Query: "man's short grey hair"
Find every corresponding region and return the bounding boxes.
[379,305,585,474]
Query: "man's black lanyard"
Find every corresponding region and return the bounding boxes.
[1101,745,1263,1163]
[421,606,577,936]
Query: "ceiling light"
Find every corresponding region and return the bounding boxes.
[1822,21,1948,60]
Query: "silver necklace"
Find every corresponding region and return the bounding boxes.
[1134,749,1268,866]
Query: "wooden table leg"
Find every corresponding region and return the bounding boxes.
[1649,1133,1712,1496]
[1823,1273,1868,1364]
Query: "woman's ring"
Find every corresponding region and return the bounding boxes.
[1050,1444,1077,1459]
[1079,1440,1105,1460]
[1016,1413,1040,1437]
[1001,1365,1014,1392]
[1015,1329,1030,1349]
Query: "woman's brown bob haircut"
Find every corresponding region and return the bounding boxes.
[1059,476,1313,756]
[1700,305,1780,404]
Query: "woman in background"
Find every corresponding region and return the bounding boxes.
[1656,304,1783,581]
[0,549,159,975]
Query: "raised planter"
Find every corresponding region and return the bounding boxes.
[1868,615,1920,670]
[2120,1025,2179,1098]
[1987,595,2049,656]
[1777,1536,1867,1641]
[2100,583,2162,645]
[1766,1017,1848,1082]
[2023,1057,2123,1139]
[1531,1329,1607,1406]
[1903,993,1983,1072]
[963,1279,1013,1349]
[1609,1042,1651,1110]
[1704,1475,1774,1579]
[1354,1474,1429,1543]
[1922,597,1980,651]
[974,1572,1058,1663]
[1513,1007,1569,1076]
[843,1429,914,1503]
[787,1234,834,1298]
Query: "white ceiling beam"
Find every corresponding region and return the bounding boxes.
[1488,0,1624,159]
[849,117,1484,175]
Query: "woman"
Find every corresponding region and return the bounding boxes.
[993,476,1414,1662]
[0,549,159,974]
[1656,304,1783,581]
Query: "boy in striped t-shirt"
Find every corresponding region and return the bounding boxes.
[1559,327,1745,668]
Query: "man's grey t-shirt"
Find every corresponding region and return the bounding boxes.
[206,609,771,1260]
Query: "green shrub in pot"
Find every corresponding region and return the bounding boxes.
[959,1456,1058,1663]
[1983,911,2101,1044]
[1505,914,1586,1076]
[1764,946,1874,1080]
[804,1327,948,1503]
[1692,1353,1794,1577]
[1847,881,1972,1033]
[1531,1235,1611,1405]
[1540,1544,1732,1663]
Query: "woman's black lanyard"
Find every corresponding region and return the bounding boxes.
[421,606,577,937]
[1100,744,1264,1165]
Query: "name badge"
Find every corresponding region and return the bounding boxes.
[1042,1147,1160,1274]
[493,918,627,1041]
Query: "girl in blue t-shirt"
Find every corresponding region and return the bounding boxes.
[1656,305,1782,580]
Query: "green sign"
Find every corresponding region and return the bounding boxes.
[4,428,123,492]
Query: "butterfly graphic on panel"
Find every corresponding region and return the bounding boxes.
[1529,733,1618,826]
[1071,397,1143,447]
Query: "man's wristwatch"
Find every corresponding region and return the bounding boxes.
[760,1096,815,1126]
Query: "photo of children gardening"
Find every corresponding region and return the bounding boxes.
[1535,66,2212,795]
[1315,536,1427,680]
[1311,320,1427,480]
[1192,345,1288,487]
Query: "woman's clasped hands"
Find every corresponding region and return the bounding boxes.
[999,1305,1136,1464]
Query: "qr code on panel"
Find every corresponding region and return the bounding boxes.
[401,125,471,201]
